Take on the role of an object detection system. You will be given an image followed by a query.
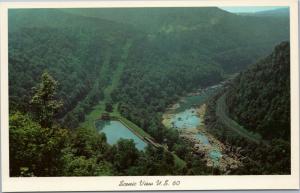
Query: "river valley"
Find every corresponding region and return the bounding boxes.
[162,83,242,172]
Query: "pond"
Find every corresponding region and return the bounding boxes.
[95,120,147,151]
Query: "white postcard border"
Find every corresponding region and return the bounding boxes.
[0,0,299,192]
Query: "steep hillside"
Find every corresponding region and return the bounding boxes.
[204,42,290,174]
[226,41,290,141]
[8,9,138,127]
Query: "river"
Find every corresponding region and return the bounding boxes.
[162,83,241,171]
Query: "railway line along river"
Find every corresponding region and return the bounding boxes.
[162,83,241,172]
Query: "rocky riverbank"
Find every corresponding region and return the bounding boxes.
[162,89,242,173]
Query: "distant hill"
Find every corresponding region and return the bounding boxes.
[226,41,290,140]
[62,7,289,72]
[62,7,232,33]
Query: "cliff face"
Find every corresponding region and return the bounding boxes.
[226,42,290,141]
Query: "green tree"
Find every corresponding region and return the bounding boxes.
[30,72,63,128]
[111,139,140,173]
[72,127,108,158]
[60,150,114,176]
[9,112,42,176]
[105,102,113,112]
[9,112,68,176]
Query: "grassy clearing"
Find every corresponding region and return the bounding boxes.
[79,40,131,129]
[79,103,105,129]
[79,39,186,169]
[79,39,151,140]
[216,93,262,144]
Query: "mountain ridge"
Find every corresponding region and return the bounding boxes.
[226,41,290,141]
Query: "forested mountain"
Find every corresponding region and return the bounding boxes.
[9,9,138,127]
[8,7,290,176]
[205,41,290,174]
[227,41,290,141]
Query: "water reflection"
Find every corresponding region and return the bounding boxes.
[95,120,147,150]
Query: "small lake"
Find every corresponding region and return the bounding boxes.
[95,120,147,151]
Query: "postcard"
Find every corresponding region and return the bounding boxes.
[0,0,299,192]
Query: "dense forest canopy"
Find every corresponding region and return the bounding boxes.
[9,7,290,176]
[205,42,290,174]
[227,42,290,141]
[64,7,289,72]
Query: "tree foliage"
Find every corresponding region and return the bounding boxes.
[9,112,69,176]
[227,41,290,140]
[205,42,291,174]
[30,72,63,128]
